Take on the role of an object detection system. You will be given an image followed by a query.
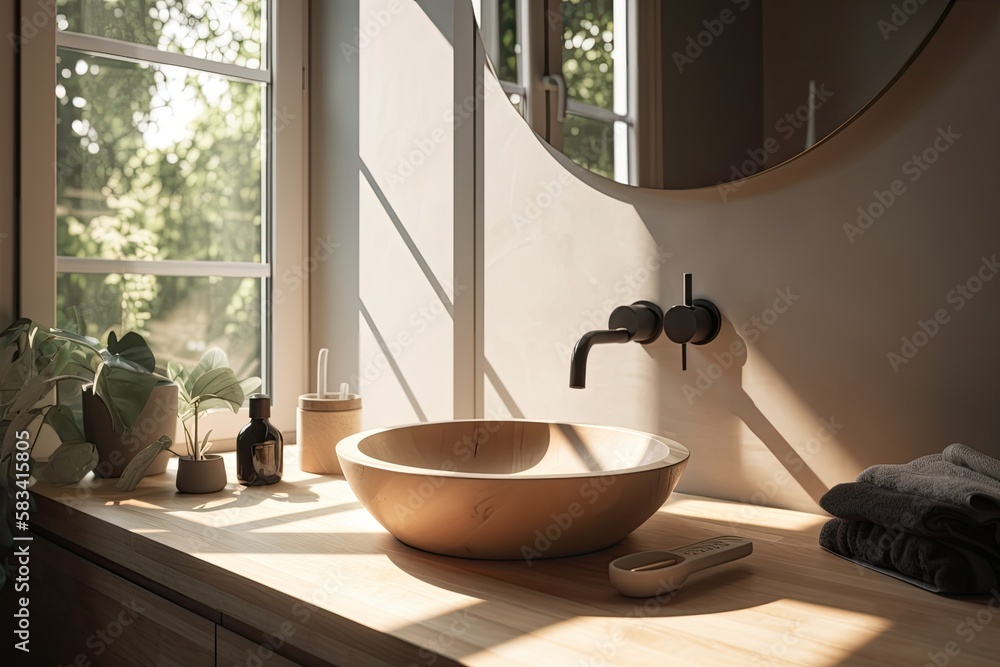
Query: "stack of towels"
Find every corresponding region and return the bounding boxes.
[819,443,1000,595]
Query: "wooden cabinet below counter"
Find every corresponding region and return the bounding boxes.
[30,536,215,667]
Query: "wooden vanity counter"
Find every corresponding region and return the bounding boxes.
[27,448,1000,667]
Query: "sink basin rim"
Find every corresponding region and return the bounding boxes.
[336,419,690,480]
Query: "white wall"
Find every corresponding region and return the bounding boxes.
[313,0,1000,514]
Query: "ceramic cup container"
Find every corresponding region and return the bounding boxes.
[297,393,362,474]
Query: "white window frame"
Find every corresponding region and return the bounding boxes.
[479,0,636,184]
[19,0,308,443]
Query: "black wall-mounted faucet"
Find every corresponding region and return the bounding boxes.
[569,274,722,388]
[569,301,663,389]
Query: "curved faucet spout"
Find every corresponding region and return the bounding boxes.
[569,329,631,389]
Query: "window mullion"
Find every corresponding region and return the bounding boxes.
[56,257,271,279]
[566,99,631,126]
[56,31,271,84]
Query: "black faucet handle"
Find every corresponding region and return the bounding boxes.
[609,301,663,344]
[569,301,665,389]
[663,273,721,370]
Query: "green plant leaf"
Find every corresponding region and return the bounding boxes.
[0,318,31,347]
[0,338,19,374]
[36,327,102,352]
[100,352,152,375]
[34,440,98,484]
[106,331,156,373]
[0,411,38,473]
[180,420,195,459]
[190,367,244,411]
[0,321,28,366]
[0,348,31,394]
[61,346,98,378]
[66,306,86,336]
[199,429,213,459]
[116,435,172,492]
[166,361,192,407]
[188,348,230,392]
[239,376,262,398]
[4,366,58,420]
[166,360,186,384]
[44,404,84,443]
[193,397,243,415]
[51,338,79,376]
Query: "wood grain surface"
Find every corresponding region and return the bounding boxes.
[28,446,1000,667]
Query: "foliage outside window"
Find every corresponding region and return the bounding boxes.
[54,0,269,381]
[489,0,629,183]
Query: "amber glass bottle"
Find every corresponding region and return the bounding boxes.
[237,394,283,486]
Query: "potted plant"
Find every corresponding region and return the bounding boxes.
[0,318,170,487]
[0,317,173,586]
[121,348,260,494]
[80,331,178,478]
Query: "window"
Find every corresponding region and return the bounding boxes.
[558,0,631,184]
[477,0,526,114]
[478,0,634,184]
[20,0,307,434]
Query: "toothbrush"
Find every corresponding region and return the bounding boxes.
[339,382,349,400]
[608,536,752,597]
[317,348,329,399]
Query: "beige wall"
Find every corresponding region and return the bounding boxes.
[313,1,1000,514]
[483,0,1000,513]
[0,1,15,324]
[311,0,459,428]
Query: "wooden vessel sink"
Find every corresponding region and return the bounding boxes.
[336,420,690,559]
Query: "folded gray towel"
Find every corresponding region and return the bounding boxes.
[856,447,1000,515]
[944,443,1000,483]
[819,482,1000,559]
[820,518,998,595]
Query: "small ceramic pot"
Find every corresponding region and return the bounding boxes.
[175,455,228,494]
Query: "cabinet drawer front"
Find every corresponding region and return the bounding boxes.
[217,627,304,667]
[30,537,215,667]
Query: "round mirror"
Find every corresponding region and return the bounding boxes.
[475,0,954,190]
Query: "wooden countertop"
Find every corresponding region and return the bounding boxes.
[30,447,1000,667]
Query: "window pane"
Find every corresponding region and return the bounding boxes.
[57,273,263,380]
[56,0,267,69]
[56,49,264,263]
[562,0,615,110]
[563,114,614,180]
[507,91,525,116]
[497,0,518,82]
